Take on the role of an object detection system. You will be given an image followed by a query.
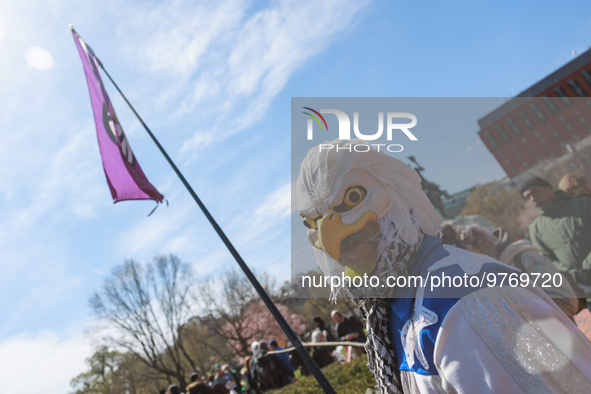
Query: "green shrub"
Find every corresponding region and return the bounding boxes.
[266,355,376,394]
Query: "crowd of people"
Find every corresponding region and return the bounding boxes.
[442,172,591,322]
[294,139,591,392]
[166,167,591,394]
[161,310,367,394]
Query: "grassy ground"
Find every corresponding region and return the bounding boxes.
[266,355,376,394]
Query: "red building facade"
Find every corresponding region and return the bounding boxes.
[478,49,591,178]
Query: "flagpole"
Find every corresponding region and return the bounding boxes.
[96,61,337,394]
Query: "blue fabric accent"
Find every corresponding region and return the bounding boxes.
[387,236,521,376]
[389,236,445,322]
[275,346,296,372]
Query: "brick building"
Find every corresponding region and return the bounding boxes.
[478,48,591,184]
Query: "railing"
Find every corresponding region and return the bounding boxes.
[267,341,365,355]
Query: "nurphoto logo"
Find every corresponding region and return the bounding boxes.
[303,107,418,152]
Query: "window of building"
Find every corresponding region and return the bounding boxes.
[499,151,505,158]
[533,130,540,137]
[511,168,517,175]
[542,96,560,114]
[529,102,546,121]
[582,70,591,86]
[560,141,566,148]
[518,110,534,128]
[541,139,547,146]
[566,124,573,132]
[559,115,566,122]
[554,87,573,106]
[568,79,587,97]
[506,117,522,136]
[523,161,529,168]
[483,130,499,149]
[496,124,511,142]
[548,148,554,156]
[522,137,527,144]
[510,144,516,151]
[528,146,535,154]
[505,159,511,165]
[535,155,541,162]
[573,108,580,115]
[546,123,553,130]
[517,153,523,160]
[553,132,560,139]
[574,133,581,141]
[581,117,587,124]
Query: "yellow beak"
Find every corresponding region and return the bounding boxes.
[315,211,377,260]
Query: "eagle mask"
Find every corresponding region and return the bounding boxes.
[296,139,442,299]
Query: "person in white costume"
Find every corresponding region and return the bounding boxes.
[295,139,591,393]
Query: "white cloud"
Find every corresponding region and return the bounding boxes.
[0,331,91,394]
[118,181,292,277]
[139,0,247,77]
[243,182,291,239]
[135,0,374,157]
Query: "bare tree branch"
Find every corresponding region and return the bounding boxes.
[89,255,197,389]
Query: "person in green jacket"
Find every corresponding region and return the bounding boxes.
[521,176,591,300]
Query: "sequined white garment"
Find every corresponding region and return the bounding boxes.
[387,241,591,394]
[410,286,591,393]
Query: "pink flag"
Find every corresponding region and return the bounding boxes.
[72,29,164,205]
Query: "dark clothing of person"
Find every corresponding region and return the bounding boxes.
[269,352,295,379]
[271,346,296,384]
[186,381,214,394]
[288,349,310,377]
[252,350,294,392]
[529,192,591,297]
[273,346,296,373]
[167,384,181,394]
[229,368,242,388]
[211,383,229,394]
[312,345,334,369]
[244,357,258,394]
[242,372,257,394]
[335,315,366,343]
[441,224,461,246]
[312,324,336,368]
[317,323,336,343]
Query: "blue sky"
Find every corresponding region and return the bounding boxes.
[1,0,590,392]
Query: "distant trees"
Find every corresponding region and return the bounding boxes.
[195,269,305,358]
[75,257,335,393]
[220,301,306,356]
[70,346,164,394]
[288,271,358,332]
[460,182,526,236]
[88,255,198,389]
[70,347,123,394]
